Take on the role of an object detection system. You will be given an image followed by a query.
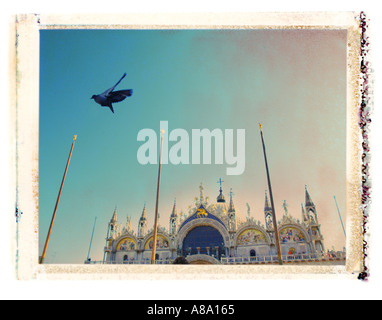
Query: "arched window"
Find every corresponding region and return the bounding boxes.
[250,249,256,257]
[182,226,224,258]
[123,255,128,261]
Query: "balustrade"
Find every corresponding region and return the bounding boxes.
[87,251,345,265]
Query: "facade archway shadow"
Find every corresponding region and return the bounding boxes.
[186,254,221,265]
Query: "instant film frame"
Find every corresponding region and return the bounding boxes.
[11,12,368,280]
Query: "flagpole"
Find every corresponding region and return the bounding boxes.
[151,130,164,264]
[259,124,283,265]
[86,216,97,262]
[334,196,346,238]
[40,135,77,264]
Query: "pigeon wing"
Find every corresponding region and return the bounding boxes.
[101,73,127,96]
[108,90,133,103]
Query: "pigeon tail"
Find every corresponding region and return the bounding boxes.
[108,104,115,113]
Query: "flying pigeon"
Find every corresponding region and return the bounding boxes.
[91,73,133,113]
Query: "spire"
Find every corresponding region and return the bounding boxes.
[264,190,272,212]
[227,188,236,232]
[301,203,308,222]
[264,190,273,231]
[305,185,318,225]
[217,178,226,203]
[305,185,315,208]
[138,204,148,238]
[110,206,117,224]
[228,188,235,212]
[169,199,178,235]
[140,204,147,220]
[171,199,177,217]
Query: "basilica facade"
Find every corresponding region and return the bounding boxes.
[102,183,328,265]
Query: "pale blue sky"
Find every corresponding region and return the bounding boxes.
[39,29,347,263]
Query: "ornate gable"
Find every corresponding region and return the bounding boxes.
[178,204,227,233]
